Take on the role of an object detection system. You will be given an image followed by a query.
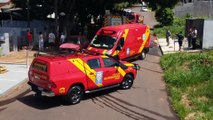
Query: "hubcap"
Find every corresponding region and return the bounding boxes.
[122,79,132,89]
[71,88,82,103]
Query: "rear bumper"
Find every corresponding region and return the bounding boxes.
[28,82,55,97]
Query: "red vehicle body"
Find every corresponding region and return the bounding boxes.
[28,50,138,104]
[88,24,150,61]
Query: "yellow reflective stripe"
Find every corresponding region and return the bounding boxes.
[125,63,134,67]
[68,58,103,87]
[112,50,120,56]
[138,26,150,53]
[102,50,107,54]
[117,67,126,77]
[101,55,108,58]
[122,29,129,41]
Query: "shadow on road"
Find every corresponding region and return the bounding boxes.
[18,87,119,110]
[92,94,177,120]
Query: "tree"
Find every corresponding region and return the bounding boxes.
[155,8,174,26]
[11,0,139,34]
[144,0,180,25]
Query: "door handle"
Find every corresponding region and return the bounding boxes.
[90,72,94,75]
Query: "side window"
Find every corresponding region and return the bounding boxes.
[116,38,124,50]
[87,59,101,69]
[103,58,117,68]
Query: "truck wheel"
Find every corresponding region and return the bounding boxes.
[65,85,83,105]
[139,51,146,60]
[120,74,134,89]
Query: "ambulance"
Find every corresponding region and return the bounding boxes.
[87,24,150,61]
[28,46,139,105]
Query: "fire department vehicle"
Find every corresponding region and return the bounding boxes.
[28,45,139,105]
[88,24,150,61]
[104,13,143,26]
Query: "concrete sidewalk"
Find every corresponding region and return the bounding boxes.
[0,63,30,104]
[158,38,202,54]
[158,38,187,54]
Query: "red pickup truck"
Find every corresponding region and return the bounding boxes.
[28,47,139,105]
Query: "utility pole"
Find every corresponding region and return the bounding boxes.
[27,0,30,28]
[26,0,30,68]
[210,0,212,17]
[54,0,58,36]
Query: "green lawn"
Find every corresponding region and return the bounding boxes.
[160,50,213,120]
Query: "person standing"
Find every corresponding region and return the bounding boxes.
[191,27,197,49]
[166,30,171,46]
[60,32,66,44]
[48,32,55,50]
[152,33,159,47]
[26,30,32,49]
[38,32,44,51]
[176,31,184,51]
[187,28,193,49]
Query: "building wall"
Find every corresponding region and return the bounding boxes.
[175,1,213,17]
[0,20,54,54]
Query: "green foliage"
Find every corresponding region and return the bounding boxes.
[161,50,213,119]
[154,16,189,38]
[113,2,129,10]
[12,0,54,20]
[155,8,174,26]
[143,0,179,24]
[143,0,179,10]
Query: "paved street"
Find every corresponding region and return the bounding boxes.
[0,46,178,120]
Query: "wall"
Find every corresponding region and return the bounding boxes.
[203,19,213,49]
[0,20,54,54]
[175,1,213,17]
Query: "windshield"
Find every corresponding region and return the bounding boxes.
[90,35,117,49]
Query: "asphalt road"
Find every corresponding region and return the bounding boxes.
[0,46,177,120]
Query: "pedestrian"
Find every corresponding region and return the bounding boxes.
[166,29,171,46]
[60,32,66,44]
[191,27,197,49]
[176,31,184,51]
[48,32,55,50]
[153,33,159,47]
[26,30,33,49]
[187,28,193,49]
[38,32,44,51]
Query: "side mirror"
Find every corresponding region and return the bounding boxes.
[113,55,120,61]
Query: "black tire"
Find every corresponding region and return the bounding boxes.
[65,85,83,105]
[120,74,134,89]
[139,51,146,60]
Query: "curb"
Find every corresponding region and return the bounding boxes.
[0,80,31,107]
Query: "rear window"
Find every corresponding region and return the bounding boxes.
[32,62,48,72]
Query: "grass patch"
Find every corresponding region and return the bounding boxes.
[161,50,213,120]
[153,16,187,38]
